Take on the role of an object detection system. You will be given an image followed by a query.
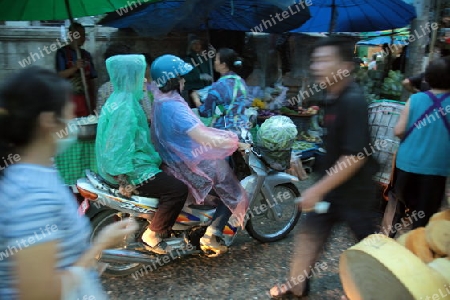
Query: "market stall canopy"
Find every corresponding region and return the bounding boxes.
[0,0,162,20]
[357,36,409,46]
[290,0,416,33]
[98,0,311,37]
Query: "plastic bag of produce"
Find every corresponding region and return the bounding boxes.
[255,116,298,171]
[256,115,298,151]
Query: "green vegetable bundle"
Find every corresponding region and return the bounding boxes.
[256,115,298,151]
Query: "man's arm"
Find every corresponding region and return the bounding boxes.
[402,73,423,94]
[402,78,419,93]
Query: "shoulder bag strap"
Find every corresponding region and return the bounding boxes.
[423,91,450,136]
[402,91,450,142]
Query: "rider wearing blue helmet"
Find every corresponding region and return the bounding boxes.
[150,55,249,257]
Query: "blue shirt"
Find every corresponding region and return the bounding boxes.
[396,92,450,176]
[198,72,250,132]
[154,100,199,162]
[0,164,98,299]
[56,46,97,95]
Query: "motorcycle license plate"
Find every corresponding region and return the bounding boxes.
[78,198,90,216]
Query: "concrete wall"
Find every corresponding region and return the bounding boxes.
[282,34,324,104]
[0,25,208,87]
[0,26,315,95]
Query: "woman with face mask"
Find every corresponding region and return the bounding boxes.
[0,66,138,300]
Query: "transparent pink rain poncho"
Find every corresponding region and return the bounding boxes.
[150,88,249,226]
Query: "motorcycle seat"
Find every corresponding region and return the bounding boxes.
[188,204,217,210]
[86,170,119,189]
[98,175,119,189]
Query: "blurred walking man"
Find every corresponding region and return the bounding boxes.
[269,37,380,299]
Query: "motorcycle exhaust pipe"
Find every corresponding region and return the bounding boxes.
[99,248,201,264]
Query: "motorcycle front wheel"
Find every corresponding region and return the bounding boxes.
[246,183,301,243]
[90,209,144,277]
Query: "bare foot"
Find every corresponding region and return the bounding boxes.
[341,296,348,300]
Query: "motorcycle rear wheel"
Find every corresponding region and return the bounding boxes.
[246,183,301,243]
[90,209,144,277]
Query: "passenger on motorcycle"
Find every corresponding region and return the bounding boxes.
[150,54,250,256]
[95,54,188,255]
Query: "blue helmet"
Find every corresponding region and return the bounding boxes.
[151,54,194,88]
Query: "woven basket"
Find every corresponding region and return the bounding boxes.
[368,101,405,185]
[340,234,448,300]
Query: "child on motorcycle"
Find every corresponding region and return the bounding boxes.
[150,54,250,256]
[95,54,188,255]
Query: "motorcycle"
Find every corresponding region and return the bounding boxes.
[76,145,302,277]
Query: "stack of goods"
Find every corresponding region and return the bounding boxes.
[367,101,404,186]
[286,154,308,180]
[287,141,314,180]
[280,106,320,138]
[292,141,318,160]
[381,70,404,100]
[395,210,450,267]
[340,210,450,300]
[251,85,289,111]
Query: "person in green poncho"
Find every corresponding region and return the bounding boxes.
[95,54,188,255]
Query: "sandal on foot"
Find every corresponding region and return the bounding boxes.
[144,240,171,255]
[269,280,310,299]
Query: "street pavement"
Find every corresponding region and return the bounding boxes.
[101,175,359,300]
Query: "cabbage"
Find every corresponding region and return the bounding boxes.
[256,115,298,150]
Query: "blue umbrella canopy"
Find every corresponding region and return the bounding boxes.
[357,36,409,46]
[98,0,311,37]
[290,0,416,33]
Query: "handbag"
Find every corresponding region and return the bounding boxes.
[381,151,411,237]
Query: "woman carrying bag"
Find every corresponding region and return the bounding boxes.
[192,48,252,138]
[383,57,450,235]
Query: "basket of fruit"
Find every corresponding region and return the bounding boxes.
[257,109,277,125]
[299,131,322,143]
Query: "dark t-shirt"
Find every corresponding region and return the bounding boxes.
[316,82,379,208]
[408,73,430,92]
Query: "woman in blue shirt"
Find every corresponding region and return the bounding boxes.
[0,66,137,299]
[192,48,251,137]
[394,57,450,228]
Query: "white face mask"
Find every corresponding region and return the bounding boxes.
[54,119,78,156]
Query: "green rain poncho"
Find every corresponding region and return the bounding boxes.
[95,54,162,186]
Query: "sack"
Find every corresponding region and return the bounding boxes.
[286,153,308,180]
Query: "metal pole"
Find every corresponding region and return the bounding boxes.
[428,0,442,62]
[64,0,92,115]
[328,0,336,34]
[206,18,214,79]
